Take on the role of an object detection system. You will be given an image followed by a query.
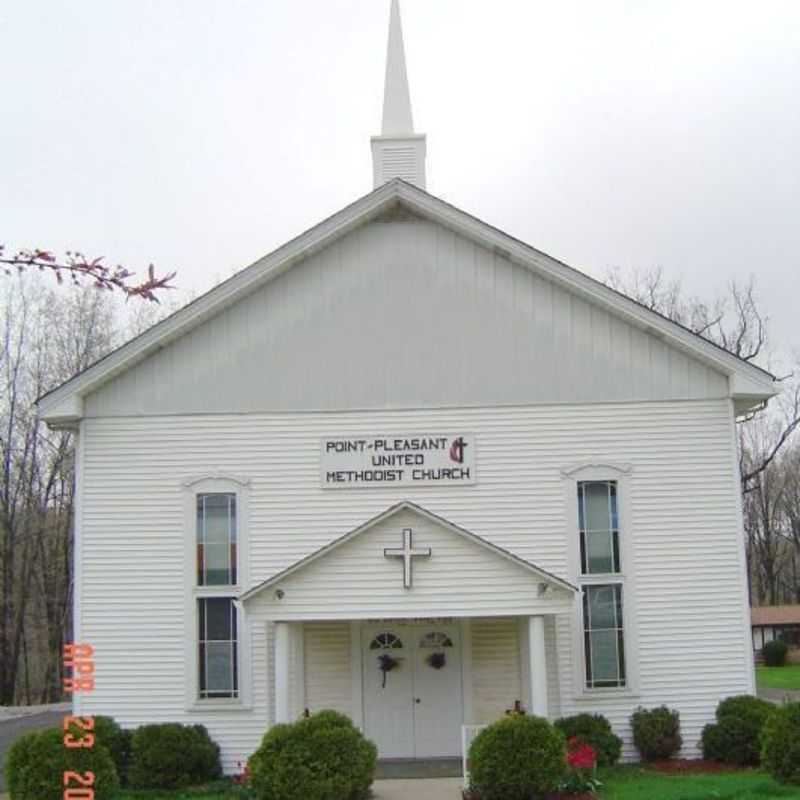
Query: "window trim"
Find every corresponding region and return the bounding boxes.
[562,462,639,699]
[182,474,252,711]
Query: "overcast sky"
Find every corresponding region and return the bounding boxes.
[2,1,798,366]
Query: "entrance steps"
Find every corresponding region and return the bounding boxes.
[376,758,462,780]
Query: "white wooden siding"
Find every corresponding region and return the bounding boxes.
[471,618,521,723]
[303,623,353,717]
[78,397,750,766]
[84,218,728,418]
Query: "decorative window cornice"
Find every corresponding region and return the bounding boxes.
[560,461,632,479]
[181,471,252,489]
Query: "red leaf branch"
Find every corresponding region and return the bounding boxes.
[0,245,176,302]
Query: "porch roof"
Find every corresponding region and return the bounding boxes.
[239,501,578,616]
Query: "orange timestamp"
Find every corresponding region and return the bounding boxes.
[62,643,96,800]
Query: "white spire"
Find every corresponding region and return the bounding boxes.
[382,0,414,136]
[371,0,427,189]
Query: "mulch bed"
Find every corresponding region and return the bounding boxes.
[649,759,745,774]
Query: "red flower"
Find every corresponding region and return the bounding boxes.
[566,737,597,771]
[232,760,252,786]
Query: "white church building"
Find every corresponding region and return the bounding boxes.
[41,0,777,773]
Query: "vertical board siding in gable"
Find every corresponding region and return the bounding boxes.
[472,618,521,723]
[303,623,353,717]
[84,219,728,417]
[79,398,748,763]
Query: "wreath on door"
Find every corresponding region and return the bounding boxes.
[426,651,446,669]
[370,633,404,688]
[377,653,400,688]
[420,631,452,670]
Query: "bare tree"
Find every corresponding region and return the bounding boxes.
[0,275,117,703]
[606,266,800,606]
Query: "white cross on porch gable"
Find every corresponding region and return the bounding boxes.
[384,528,431,589]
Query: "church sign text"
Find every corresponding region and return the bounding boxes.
[321,435,476,488]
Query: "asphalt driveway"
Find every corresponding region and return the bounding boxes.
[0,711,64,792]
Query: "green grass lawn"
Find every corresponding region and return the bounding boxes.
[110,769,800,799]
[757,665,800,690]
[600,767,800,799]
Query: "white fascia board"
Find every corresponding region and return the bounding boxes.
[392,182,777,398]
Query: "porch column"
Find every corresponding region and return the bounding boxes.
[275,622,291,723]
[527,615,548,717]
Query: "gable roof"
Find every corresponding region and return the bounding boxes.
[38,179,776,425]
[238,500,578,603]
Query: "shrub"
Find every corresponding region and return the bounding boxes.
[701,695,774,765]
[5,727,119,800]
[468,714,566,800]
[761,702,800,785]
[91,716,134,785]
[554,713,622,767]
[249,710,377,800]
[127,723,221,790]
[763,639,789,667]
[630,706,682,761]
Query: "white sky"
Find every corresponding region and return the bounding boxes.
[2,1,798,364]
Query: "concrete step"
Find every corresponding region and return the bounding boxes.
[376,758,463,780]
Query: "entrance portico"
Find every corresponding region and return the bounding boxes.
[241,502,577,759]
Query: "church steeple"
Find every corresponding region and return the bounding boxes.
[371,0,427,189]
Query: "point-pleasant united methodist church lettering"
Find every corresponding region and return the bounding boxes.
[321,435,476,488]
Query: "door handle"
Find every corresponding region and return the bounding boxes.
[415,698,421,704]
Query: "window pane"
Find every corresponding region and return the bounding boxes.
[584,482,611,531]
[583,585,625,689]
[205,642,234,693]
[204,597,233,640]
[586,531,614,574]
[587,585,617,629]
[205,542,230,586]
[578,481,620,575]
[590,630,619,683]
[197,494,236,586]
[198,598,238,699]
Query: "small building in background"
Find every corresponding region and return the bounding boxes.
[752,605,800,662]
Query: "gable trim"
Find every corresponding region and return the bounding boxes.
[38,180,776,422]
[238,500,578,603]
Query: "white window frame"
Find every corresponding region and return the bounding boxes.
[182,473,252,711]
[561,462,639,699]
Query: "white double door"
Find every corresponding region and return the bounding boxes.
[362,623,463,759]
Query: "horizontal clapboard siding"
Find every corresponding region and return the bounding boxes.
[78,397,750,765]
[303,623,352,717]
[84,218,728,417]
[471,618,521,723]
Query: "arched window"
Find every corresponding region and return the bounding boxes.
[419,631,453,649]
[369,632,403,650]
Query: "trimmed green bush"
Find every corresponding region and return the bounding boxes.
[468,714,566,800]
[701,695,774,765]
[5,727,119,800]
[127,723,221,790]
[763,639,789,667]
[554,713,622,767]
[631,706,682,761]
[91,715,134,785]
[249,710,377,800]
[761,701,800,785]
